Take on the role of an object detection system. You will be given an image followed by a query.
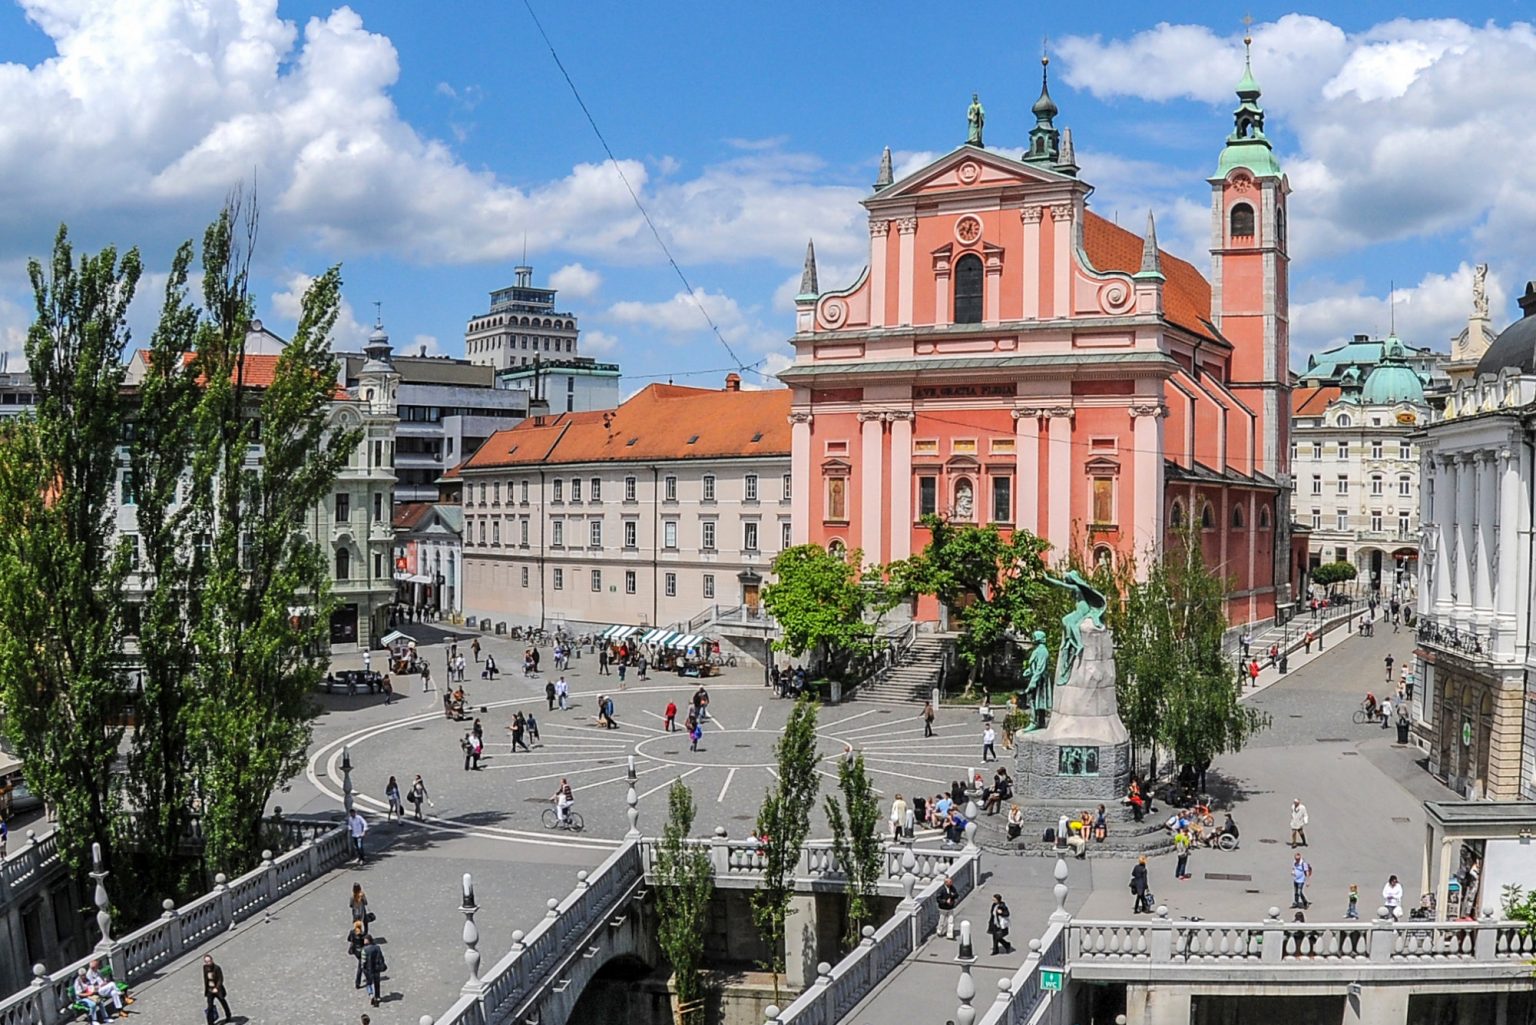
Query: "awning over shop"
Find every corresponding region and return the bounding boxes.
[380,631,415,647]
[669,633,705,650]
[600,625,640,641]
[407,573,433,584]
[639,628,667,644]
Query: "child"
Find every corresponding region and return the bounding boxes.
[689,717,703,752]
[1346,884,1360,920]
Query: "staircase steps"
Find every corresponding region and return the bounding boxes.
[855,638,950,704]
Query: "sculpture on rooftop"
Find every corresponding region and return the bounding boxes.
[966,93,985,148]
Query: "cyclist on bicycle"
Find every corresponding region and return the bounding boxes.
[552,779,574,826]
[1363,691,1378,719]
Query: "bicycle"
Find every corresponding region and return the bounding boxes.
[541,806,584,832]
[709,653,738,668]
[1352,700,1379,725]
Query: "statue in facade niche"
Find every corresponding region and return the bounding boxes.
[1044,571,1108,685]
[966,93,985,147]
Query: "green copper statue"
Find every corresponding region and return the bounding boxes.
[966,93,985,147]
[1045,570,1108,685]
[1019,629,1051,732]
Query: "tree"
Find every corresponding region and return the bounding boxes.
[750,696,821,1002]
[762,545,893,683]
[654,778,714,1025]
[1311,561,1357,589]
[0,228,140,874]
[890,516,1055,691]
[823,752,883,949]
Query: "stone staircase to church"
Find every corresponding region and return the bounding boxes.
[855,635,951,704]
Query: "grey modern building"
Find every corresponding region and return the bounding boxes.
[464,264,581,372]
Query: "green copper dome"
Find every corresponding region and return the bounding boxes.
[1360,338,1426,405]
[1214,42,1282,179]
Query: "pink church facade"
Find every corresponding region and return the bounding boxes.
[780,59,1297,624]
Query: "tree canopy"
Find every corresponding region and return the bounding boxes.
[762,544,893,682]
[1311,561,1358,587]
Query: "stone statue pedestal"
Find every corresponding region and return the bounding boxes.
[1014,621,1131,805]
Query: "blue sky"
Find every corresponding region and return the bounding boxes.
[0,2,1531,389]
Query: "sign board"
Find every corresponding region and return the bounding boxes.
[1039,969,1063,992]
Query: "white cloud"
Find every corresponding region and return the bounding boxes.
[608,289,748,337]
[581,329,619,356]
[268,272,368,350]
[549,263,603,299]
[1290,262,1503,361]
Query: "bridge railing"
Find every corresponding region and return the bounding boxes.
[0,826,350,1025]
[636,831,977,893]
[0,831,62,901]
[769,847,983,1025]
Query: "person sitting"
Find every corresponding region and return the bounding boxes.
[1126,780,1145,822]
[912,794,928,828]
[86,959,128,1017]
[442,691,455,720]
[450,686,467,717]
[944,809,969,846]
[1006,804,1024,841]
[983,784,1004,816]
[1221,813,1239,844]
[1093,804,1108,842]
[71,967,109,1024]
[1064,818,1088,859]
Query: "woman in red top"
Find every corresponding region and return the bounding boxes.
[664,700,677,732]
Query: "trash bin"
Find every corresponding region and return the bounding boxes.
[1396,721,1410,744]
[1279,654,1289,674]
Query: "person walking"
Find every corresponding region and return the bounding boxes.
[471,637,481,663]
[1247,659,1260,686]
[462,731,483,770]
[201,955,232,1025]
[987,894,1013,955]
[689,716,703,752]
[664,700,678,732]
[407,775,431,820]
[1380,696,1393,729]
[922,700,936,738]
[347,921,367,988]
[617,660,627,687]
[603,694,618,729]
[350,882,370,925]
[1382,874,1404,920]
[1130,856,1151,914]
[1289,798,1309,847]
[361,934,387,1008]
[889,793,908,843]
[599,646,610,675]
[1174,826,1192,880]
[556,676,569,710]
[1346,883,1360,920]
[1291,851,1313,910]
[981,725,997,762]
[384,776,403,823]
[420,661,433,693]
[346,809,368,863]
[526,711,541,745]
[937,876,959,938]
[545,680,556,711]
[509,713,531,752]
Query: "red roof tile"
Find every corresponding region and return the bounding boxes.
[1292,386,1341,416]
[1081,212,1217,343]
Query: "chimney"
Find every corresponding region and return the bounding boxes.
[1520,281,1536,319]
[725,372,741,392]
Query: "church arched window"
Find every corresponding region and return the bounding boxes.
[1170,500,1185,528]
[954,254,984,324]
[1200,502,1215,529]
[1276,206,1286,246]
[1232,504,1246,529]
[1230,203,1255,239]
[335,547,350,581]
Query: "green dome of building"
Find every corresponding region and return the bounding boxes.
[1360,337,1426,405]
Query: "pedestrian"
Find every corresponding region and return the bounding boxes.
[362,649,372,675]
[602,694,618,729]
[689,717,703,752]
[545,680,556,711]
[347,921,367,987]
[1291,852,1312,909]
[421,661,432,693]
[1382,874,1404,920]
[922,700,936,738]
[981,725,997,762]
[485,653,498,678]
[1267,643,1279,668]
[201,955,231,1025]
[1240,632,1252,659]
[638,655,648,680]
[1289,798,1309,847]
[1304,630,1314,654]
[664,700,678,732]
[408,774,431,820]
[1384,654,1395,683]
[381,673,394,705]
[350,882,371,925]
[618,660,627,686]
[526,711,540,744]
[694,686,711,721]
[1248,659,1260,686]
[531,647,541,674]
[346,808,368,863]
[361,934,387,1007]
[0,818,7,859]
[889,793,908,842]
[472,637,481,663]
[384,776,403,823]
[599,646,610,675]
[508,714,530,753]
[937,876,959,938]
[1130,856,1151,913]
[1380,696,1393,729]
[462,731,483,769]
[1346,883,1360,920]
[987,894,1013,955]
[1174,826,1191,880]
[556,676,569,710]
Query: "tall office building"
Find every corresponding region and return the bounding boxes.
[465,265,581,372]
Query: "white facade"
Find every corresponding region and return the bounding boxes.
[465,264,581,372]
[497,359,621,414]
[393,504,464,616]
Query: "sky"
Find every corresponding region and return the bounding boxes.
[0,1,1531,391]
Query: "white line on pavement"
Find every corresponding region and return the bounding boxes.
[572,763,670,794]
[820,708,883,730]
[718,768,737,803]
[751,706,763,730]
[639,767,700,801]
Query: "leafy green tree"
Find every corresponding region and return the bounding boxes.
[890,516,1055,691]
[750,696,821,1002]
[654,778,714,1024]
[762,544,893,683]
[1311,561,1357,589]
[824,751,883,948]
[0,228,140,874]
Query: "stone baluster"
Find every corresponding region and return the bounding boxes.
[546,897,560,921]
[1149,906,1173,961]
[88,841,123,980]
[955,926,978,1025]
[626,780,640,839]
[260,848,276,904]
[711,826,731,875]
[162,898,184,960]
[1369,906,1395,962]
[214,873,233,931]
[1476,908,1497,960]
[1260,907,1283,963]
[461,873,482,992]
[575,870,590,891]
[1050,856,1071,923]
[762,1005,782,1025]
[814,960,833,987]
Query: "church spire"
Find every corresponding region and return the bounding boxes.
[1214,25,1282,178]
[1054,126,1079,178]
[1023,54,1060,166]
[874,146,893,191]
[1135,211,1164,281]
[798,239,819,300]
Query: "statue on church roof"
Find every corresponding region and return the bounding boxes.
[966,93,985,148]
[1474,263,1489,318]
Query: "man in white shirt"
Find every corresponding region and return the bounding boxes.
[347,808,368,863]
[982,726,997,762]
[1382,874,1404,920]
[362,650,372,674]
[85,960,125,1017]
[555,677,569,711]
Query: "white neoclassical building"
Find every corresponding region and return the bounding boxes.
[1414,282,1536,800]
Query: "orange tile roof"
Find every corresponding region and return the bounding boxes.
[1081,212,1218,343]
[1292,386,1341,416]
[464,384,791,471]
[392,501,434,530]
[133,349,349,399]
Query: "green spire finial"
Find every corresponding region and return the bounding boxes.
[1024,53,1060,166]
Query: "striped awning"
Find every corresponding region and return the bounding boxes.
[639,628,667,644]
[669,633,704,649]
[600,625,639,641]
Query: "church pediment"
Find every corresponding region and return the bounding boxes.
[867,145,1075,206]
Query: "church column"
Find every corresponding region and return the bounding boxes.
[1012,408,1041,533]
[869,221,889,329]
[790,412,812,545]
[1432,456,1453,620]
[859,412,885,565]
[1495,445,1521,654]
[896,217,917,326]
[1453,454,1475,625]
[1474,452,1496,621]
[1050,204,1073,318]
[1047,407,1074,555]
[984,253,1003,323]
[1021,207,1043,320]
[1130,403,1167,559]
[888,412,914,560]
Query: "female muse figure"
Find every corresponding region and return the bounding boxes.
[1044,570,1108,685]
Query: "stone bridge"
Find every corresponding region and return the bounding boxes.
[0,831,85,997]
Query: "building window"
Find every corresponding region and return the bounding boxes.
[1311,475,1322,495]
[1170,500,1185,528]
[1199,503,1214,529]
[703,574,715,599]
[1399,475,1411,497]
[520,519,530,545]
[744,522,759,551]
[1336,476,1349,495]
[552,520,564,547]
[664,521,678,549]
[1337,441,1349,460]
[553,568,564,590]
[1231,504,1245,529]
[477,520,485,545]
[1371,511,1383,532]
[624,520,637,548]
[954,253,984,324]
[782,521,792,549]
[1370,475,1383,496]
[624,570,636,595]
[1336,509,1349,531]
[1311,508,1321,530]
[1337,413,1353,428]
[827,477,849,521]
[589,520,602,547]
[1399,441,1413,460]
[624,476,637,502]
[745,474,758,501]
[1399,512,1411,536]
[123,535,139,569]
[492,521,500,545]
[992,477,1012,523]
[1291,442,1298,463]
[1229,202,1255,238]
[1092,478,1114,525]
[373,492,383,522]
[702,521,716,550]
[335,547,350,580]
[553,479,564,502]
[591,478,601,501]
[520,481,529,503]
[911,477,936,518]
[335,492,349,521]
[1312,442,1323,460]
[665,572,677,597]
[703,475,716,502]
[493,482,501,504]
[1259,505,1272,529]
[664,476,678,501]
[591,569,602,592]
[521,566,529,588]
[571,478,582,502]
[782,473,792,500]
[1371,440,1383,460]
